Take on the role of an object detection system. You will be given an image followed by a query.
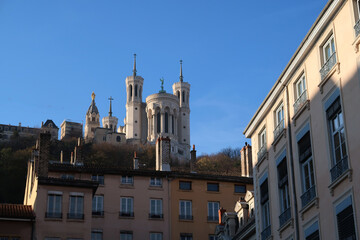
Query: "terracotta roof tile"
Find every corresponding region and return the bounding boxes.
[0,204,35,219]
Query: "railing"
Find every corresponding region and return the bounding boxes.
[67,213,84,219]
[119,211,134,217]
[257,144,267,161]
[301,185,316,208]
[179,215,193,220]
[45,212,62,218]
[330,156,349,183]
[273,119,284,141]
[207,216,219,222]
[279,207,291,227]
[149,213,163,219]
[293,90,308,113]
[355,19,360,37]
[261,225,271,240]
[320,52,337,80]
[92,211,104,216]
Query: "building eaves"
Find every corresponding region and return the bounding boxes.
[0,204,35,220]
[243,0,339,137]
[38,176,99,194]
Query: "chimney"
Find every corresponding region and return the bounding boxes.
[60,151,63,163]
[218,207,226,225]
[240,142,253,177]
[133,151,139,170]
[71,152,74,164]
[156,137,171,171]
[245,144,253,177]
[37,133,51,177]
[41,121,44,127]
[190,144,196,172]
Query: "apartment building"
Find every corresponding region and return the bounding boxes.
[244,0,360,239]
[23,133,253,240]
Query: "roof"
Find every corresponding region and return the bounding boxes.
[38,176,99,194]
[0,204,35,220]
[87,100,99,115]
[43,119,59,129]
[48,163,253,184]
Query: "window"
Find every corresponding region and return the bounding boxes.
[135,84,138,97]
[179,181,191,190]
[61,174,74,180]
[46,192,62,218]
[298,132,316,208]
[182,91,185,103]
[91,175,104,185]
[149,199,163,219]
[180,233,192,240]
[157,112,161,133]
[304,221,320,240]
[275,105,284,130]
[91,230,102,240]
[121,176,133,185]
[295,75,307,100]
[323,36,336,64]
[260,179,271,239]
[277,158,291,227]
[320,35,337,79]
[179,200,192,220]
[92,195,104,216]
[209,235,217,240]
[234,184,246,193]
[68,194,84,219]
[165,112,168,133]
[150,177,162,187]
[335,196,357,240]
[326,97,348,182]
[120,197,134,217]
[354,0,360,36]
[120,231,132,240]
[171,115,174,134]
[207,183,219,192]
[207,202,219,221]
[116,136,121,142]
[129,85,132,98]
[150,233,162,240]
[259,128,266,149]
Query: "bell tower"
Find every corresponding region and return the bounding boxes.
[85,92,100,141]
[125,54,145,142]
[102,96,118,132]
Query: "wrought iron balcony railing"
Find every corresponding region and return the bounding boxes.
[92,211,104,216]
[257,144,267,161]
[261,225,271,240]
[330,156,349,183]
[67,213,84,219]
[320,52,337,80]
[279,207,291,228]
[300,185,316,208]
[273,119,284,141]
[293,90,308,113]
[45,212,62,219]
[355,19,360,37]
[179,215,193,220]
[207,216,219,222]
[149,213,163,219]
[119,211,134,217]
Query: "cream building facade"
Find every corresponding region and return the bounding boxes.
[84,56,191,161]
[244,0,360,239]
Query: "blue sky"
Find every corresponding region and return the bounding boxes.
[0,0,327,154]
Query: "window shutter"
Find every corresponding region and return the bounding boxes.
[337,205,356,240]
[326,97,341,120]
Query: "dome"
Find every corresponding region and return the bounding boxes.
[87,100,99,115]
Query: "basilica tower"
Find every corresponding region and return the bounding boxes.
[102,96,118,132]
[85,92,100,141]
[172,60,190,155]
[125,54,147,143]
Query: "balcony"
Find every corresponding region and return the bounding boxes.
[257,144,267,162]
[119,211,134,217]
[273,119,284,141]
[293,90,308,114]
[320,52,337,80]
[207,216,219,222]
[45,212,62,219]
[149,213,163,219]
[261,225,271,240]
[92,211,104,217]
[179,215,193,220]
[355,19,360,37]
[330,156,349,183]
[301,185,316,208]
[279,207,291,228]
[67,213,84,219]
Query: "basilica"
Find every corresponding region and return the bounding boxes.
[84,55,191,161]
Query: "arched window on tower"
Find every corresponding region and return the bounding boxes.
[129,85,133,100]
[165,112,169,133]
[139,86,142,100]
[135,84,138,97]
[187,92,189,104]
[157,112,161,133]
[171,115,174,134]
[177,91,180,99]
[182,91,185,103]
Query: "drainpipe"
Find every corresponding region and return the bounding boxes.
[285,85,300,240]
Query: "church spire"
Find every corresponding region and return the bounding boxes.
[179,60,183,82]
[108,96,114,117]
[133,54,137,77]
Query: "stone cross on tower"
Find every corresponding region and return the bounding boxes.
[108,96,114,117]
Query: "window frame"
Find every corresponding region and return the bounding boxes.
[46,192,62,218]
[259,128,266,149]
[149,199,163,219]
[179,200,193,220]
[150,177,162,187]
[150,233,163,240]
[275,104,284,128]
[91,174,104,185]
[92,195,104,216]
[68,193,84,219]
[179,181,192,190]
[121,176,134,185]
[207,201,220,222]
[120,231,133,240]
[322,35,336,65]
[234,184,246,193]
[295,74,307,101]
[120,197,134,217]
[207,183,219,192]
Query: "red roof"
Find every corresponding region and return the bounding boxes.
[0,204,35,219]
